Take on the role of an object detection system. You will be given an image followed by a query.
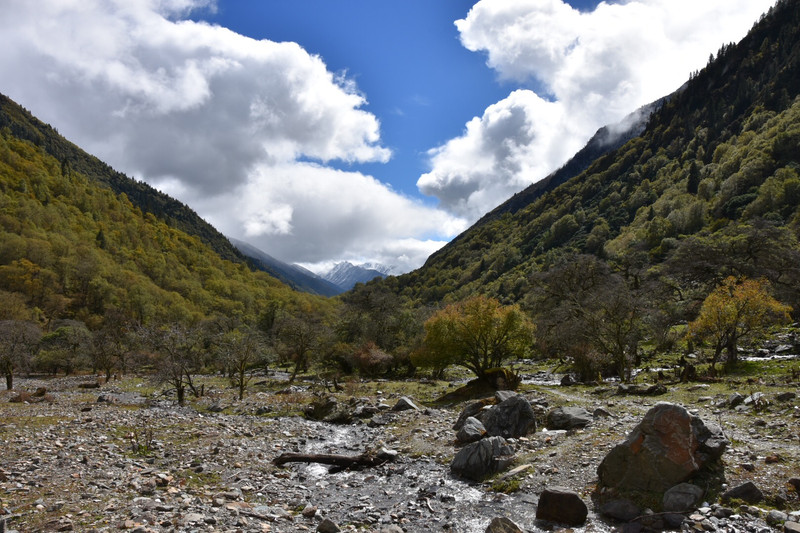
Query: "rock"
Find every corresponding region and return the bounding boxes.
[776,391,797,402]
[789,477,800,491]
[304,396,353,424]
[317,518,340,532]
[744,392,767,407]
[721,481,764,504]
[535,486,588,526]
[599,499,641,522]
[182,513,205,525]
[456,416,487,444]
[616,383,667,396]
[302,505,318,518]
[391,396,420,411]
[377,527,404,533]
[494,390,517,403]
[727,392,745,408]
[485,516,523,532]
[450,436,515,481]
[597,402,728,498]
[545,406,592,430]
[560,374,577,386]
[476,395,536,438]
[785,522,800,533]
[767,510,788,526]
[662,483,704,512]
[453,398,494,430]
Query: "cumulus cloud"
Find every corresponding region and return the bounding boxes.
[421,0,775,221]
[194,163,465,273]
[0,0,463,271]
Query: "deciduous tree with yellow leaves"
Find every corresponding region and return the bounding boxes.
[688,276,791,369]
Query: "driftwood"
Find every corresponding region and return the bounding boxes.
[272,448,397,472]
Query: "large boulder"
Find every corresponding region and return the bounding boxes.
[597,402,728,499]
[545,406,592,430]
[535,486,588,526]
[450,436,515,481]
[477,395,536,438]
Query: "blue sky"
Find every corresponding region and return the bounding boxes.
[196,1,598,199]
[0,0,776,273]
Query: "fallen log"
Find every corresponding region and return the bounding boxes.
[272,447,398,471]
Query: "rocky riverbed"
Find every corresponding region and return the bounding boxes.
[1,373,799,532]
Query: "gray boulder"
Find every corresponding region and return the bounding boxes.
[599,499,640,522]
[456,416,487,444]
[545,406,592,430]
[663,483,704,512]
[477,395,536,438]
[392,396,420,412]
[597,402,728,497]
[535,486,588,526]
[450,436,515,481]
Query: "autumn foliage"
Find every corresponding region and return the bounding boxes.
[688,276,791,368]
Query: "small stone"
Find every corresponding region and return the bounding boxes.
[302,505,318,518]
[317,518,340,533]
[485,516,523,532]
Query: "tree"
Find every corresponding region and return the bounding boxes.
[217,325,269,401]
[0,320,41,389]
[275,307,331,383]
[90,311,135,380]
[142,323,207,405]
[36,320,91,375]
[688,276,791,369]
[418,296,534,382]
[528,254,647,381]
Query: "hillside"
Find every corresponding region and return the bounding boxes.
[0,94,243,264]
[0,113,329,328]
[385,0,800,310]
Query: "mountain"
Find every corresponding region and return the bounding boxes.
[383,0,800,307]
[0,94,329,327]
[0,94,243,263]
[323,262,389,292]
[232,239,341,297]
[474,97,666,227]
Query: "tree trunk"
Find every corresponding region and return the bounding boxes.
[5,373,12,391]
[176,384,185,406]
[272,449,396,471]
[725,335,738,367]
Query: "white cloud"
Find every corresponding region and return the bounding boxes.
[421,0,775,222]
[195,163,466,273]
[0,0,462,272]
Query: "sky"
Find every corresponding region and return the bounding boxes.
[0,0,776,274]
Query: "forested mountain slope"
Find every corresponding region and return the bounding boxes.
[385,0,800,309]
[0,116,329,328]
[0,94,243,263]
